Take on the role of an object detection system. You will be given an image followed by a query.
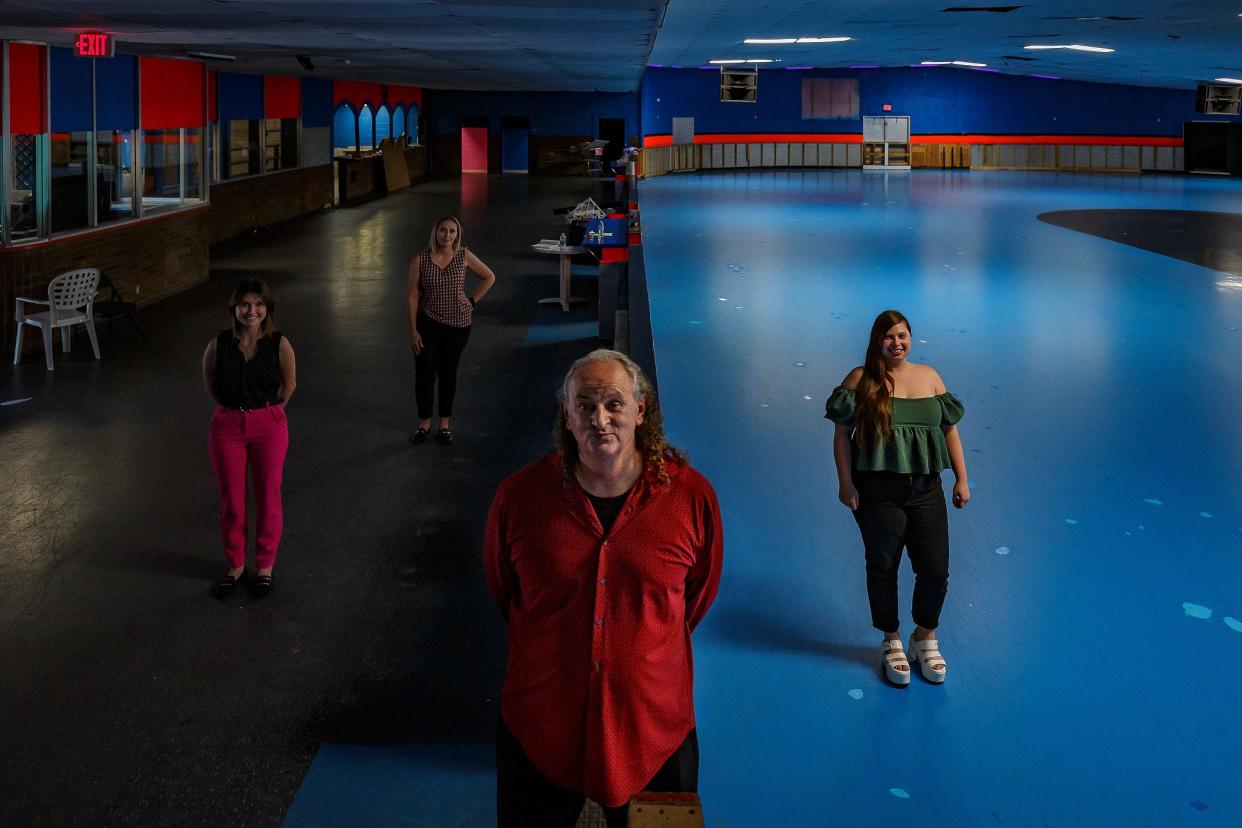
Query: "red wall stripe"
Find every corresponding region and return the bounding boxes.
[645,132,1184,148]
[334,80,383,109]
[387,84,423,109]
[9,43,47,134]
[140,57,205,129]
[264,75,301,119]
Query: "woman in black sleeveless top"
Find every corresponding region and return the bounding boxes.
[201,278,297,599]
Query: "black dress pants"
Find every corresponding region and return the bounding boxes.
[852,471,950,633]
[495,716,698,828]
[414,314,471,420]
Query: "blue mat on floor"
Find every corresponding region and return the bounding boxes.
[283,744,493,827]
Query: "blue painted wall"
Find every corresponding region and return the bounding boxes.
[641,67,1242,138]
[302,77,334,129]
[50,48,136,132]
[218,73,264,122]
[423,89,638,141]
[332,104,356,149]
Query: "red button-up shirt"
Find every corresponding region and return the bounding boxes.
[485,451,723,808]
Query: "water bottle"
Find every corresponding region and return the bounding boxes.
[559,232,567,248]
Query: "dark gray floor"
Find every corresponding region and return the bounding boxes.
[0,176,607,826]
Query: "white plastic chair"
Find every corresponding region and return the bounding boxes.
[13,268,102,371]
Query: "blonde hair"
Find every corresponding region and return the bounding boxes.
[424,215,463,255]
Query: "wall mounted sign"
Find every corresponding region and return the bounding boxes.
[73,32,115,58]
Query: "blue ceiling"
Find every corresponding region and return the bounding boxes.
[1,1,1240,91]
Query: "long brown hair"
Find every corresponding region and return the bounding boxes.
[554,349,687,488]
[854,309,910,451]
[228,277,277,340]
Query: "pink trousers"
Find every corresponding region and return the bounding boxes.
[207,405,289,570]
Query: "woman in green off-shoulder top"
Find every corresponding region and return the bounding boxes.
[824,309,969,687]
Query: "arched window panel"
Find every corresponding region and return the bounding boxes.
[332,103,357,153]
[358,105,375,151]
[376,106,392,144]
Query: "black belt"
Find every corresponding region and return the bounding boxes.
[226,401,276,412]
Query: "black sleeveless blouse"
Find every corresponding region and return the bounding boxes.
[214,330,284,410]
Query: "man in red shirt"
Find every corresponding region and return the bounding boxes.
[485,349,723,827]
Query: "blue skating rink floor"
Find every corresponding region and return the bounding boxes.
[286,169,1242,826]
[638,169,1242,826]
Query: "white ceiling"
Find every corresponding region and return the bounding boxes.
[1,0,1240,91]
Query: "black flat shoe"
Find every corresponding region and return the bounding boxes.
[248,574,274,599]
[211,571,245,599]
[409,426,428,445]
[435,428,454,447]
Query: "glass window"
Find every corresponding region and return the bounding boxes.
[49,131,92,234]
[97,130,134,224]
[140,127,202,216]
[263,118,299,171]
[227,119,260,178]
[8,134,41,242]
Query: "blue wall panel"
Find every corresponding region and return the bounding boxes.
[96,56,137,131]
[218,72,264,122]
[50,48,92,132]
[502,126,529,172]
[375,106,391,142]
[640,67,1241,139]
[393,106,406,139]
[302,77,334,129]
[332,104,356,149]
[423,89,638,141]
[51,50,136,131]
[358,105,374,148]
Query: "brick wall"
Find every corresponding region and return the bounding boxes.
[206,165,333,244]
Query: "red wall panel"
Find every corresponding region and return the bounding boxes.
[264,75,300,119]
[388,84,422,109]
[140,57,204,129]
[461,126,488,173]
[334,80,383,109]
[9,43,47,134]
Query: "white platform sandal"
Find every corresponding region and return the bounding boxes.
[908,637,947,683]
[881,639,911,686]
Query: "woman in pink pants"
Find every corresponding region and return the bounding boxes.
[201,278,297,599]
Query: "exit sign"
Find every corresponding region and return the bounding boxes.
[73,32,114,58]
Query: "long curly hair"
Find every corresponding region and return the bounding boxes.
[854,309,910,452]
[554,349,686,488]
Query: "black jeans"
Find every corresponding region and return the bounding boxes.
[414,314,471,420]
[495,716,698,828]
[852,471,950,633]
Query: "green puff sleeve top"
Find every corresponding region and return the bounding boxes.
[824,387,965,474]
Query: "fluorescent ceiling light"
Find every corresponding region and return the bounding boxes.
[953,60,987,67]
[1024,43,1114,52]
[921,60,951,65]
[742,36,850,44]
[709,59,747,64]
[746,59,774,63]
[1216,77,1242,83]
